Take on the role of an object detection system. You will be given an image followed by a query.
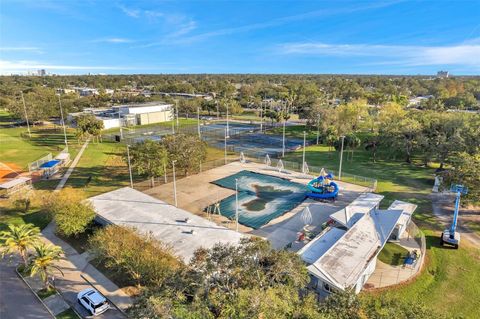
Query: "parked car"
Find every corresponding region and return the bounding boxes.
[77,288,110,316]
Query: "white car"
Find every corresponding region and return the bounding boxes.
[77,288,110,316]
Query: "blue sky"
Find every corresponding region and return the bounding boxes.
[1,0,479,75]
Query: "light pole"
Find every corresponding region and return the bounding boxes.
[118,107,123,140]
[260,102,263,132]
[20,92,31,138]
[126,145,133,188]
[57,93,68,151]
[316,118,320,145]
[282,116,286,157]
[235,178,239,232]
[226,101,230,138]
[302,131,306,172]
[171,109,175,134]
[175,100,179,127]
[216,100,220,120]
[172,160,178,207]
[338,136,345,181]
[224,127,227,164]
[197,106,201,138]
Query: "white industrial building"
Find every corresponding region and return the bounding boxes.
[68,103,173,130]
[298,193,416,296]
[88,187,244,262]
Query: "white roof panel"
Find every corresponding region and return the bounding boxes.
[89,187,244,262]
[329,193,384,228]
[388,200,417,226]
[0,177,31,189]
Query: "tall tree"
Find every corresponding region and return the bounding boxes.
[127,140,168,187]
[28,243,64,289]
[161,134,207,175]
[0,224,40,266]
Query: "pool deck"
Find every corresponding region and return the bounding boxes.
[144,161,369,249]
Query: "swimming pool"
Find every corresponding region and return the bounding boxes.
[209,170,306,229]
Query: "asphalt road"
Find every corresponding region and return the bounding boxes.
[0,258,53,319]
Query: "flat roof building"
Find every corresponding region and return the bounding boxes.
[298,193,416,296]
[89,187,244,262]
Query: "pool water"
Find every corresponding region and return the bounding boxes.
[209,170,306,229]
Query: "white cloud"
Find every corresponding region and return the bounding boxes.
[118,4,140,18]
[170,1,402,45]
[278,42,480,68]
[0,59,135,73]
[92,37,134,43]
[0,47,44,53]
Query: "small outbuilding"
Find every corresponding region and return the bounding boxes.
[39,159,61,179]
[0,177,32,198]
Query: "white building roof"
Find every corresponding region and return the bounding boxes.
[117,103,172,114]
[329,193,384,228]
[298,227,346,264]
[307,209,402,290]
[88,187,244,262]
[388,200,417,227]
[0,177,31,189]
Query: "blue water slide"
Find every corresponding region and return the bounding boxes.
[306,174,339,199]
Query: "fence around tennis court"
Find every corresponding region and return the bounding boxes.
[134,153,377,193]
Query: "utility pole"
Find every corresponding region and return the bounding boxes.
[126,145,133,188]
[302,131,306,171]
[57,93,68,151]
[316,118,320,145]
[235,178,239,232]
[171,109,175,134]
[20,92,31,138]
[216,100,220,120]
[172,160,178,207]
[338,136,346,180]
[197,106,201,138]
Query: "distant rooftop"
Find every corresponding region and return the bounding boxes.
[89,187,244,262]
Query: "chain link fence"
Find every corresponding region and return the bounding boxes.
[364,221,426,289]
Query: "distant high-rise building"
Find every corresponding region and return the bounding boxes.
[37,69,46,76]
[437,70,449,78]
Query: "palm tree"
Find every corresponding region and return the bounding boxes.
[28,243,64,289]
[0,224,40,266]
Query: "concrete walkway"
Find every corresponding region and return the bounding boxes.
[40,223,131,318]
[55,138,90,191]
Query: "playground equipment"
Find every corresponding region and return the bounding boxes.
[440,184,468,249]
[306,171,339,200]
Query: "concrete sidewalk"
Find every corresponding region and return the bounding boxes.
[40,222,132,318]
[55,139,90,191]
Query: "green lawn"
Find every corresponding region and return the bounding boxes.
[0,206,51,233]
[56,308,80,319]
[285,143,480,318]
[0,125,80,170]
[378,243,410,266]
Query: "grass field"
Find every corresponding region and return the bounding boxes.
[378,242,410,266]
[0,119,81,172]
[283,144,480,318]
[0,203,51,233]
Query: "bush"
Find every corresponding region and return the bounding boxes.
[89,226,183,287]
[42,188,95,237]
